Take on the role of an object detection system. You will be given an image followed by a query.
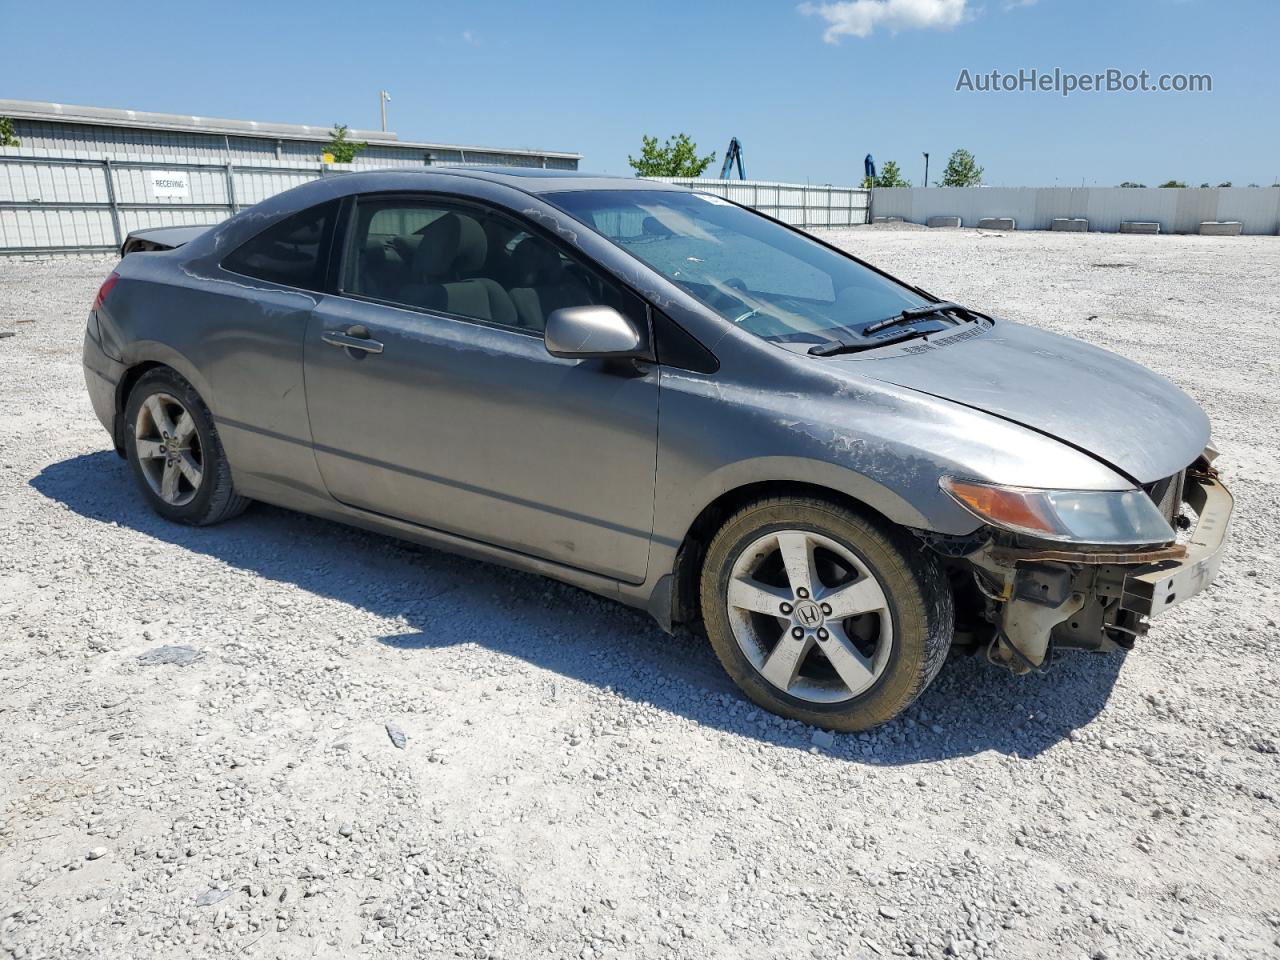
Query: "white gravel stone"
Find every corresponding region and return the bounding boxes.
[1,236,1278,959]
[384,723,407,750]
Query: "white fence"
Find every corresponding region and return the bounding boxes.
[0,148,383,255]
[0,151,873,256]
[871,187,1280,235]
[650,177,870,228]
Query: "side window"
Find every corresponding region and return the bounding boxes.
[222,200,337,291]
[342,195,645,335]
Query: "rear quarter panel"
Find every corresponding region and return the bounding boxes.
[103,251,323,498]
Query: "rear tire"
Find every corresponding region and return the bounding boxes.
[700,495,952,732]
[123,367,249,526]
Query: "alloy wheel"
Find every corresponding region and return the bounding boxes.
[726,529,894,703]
[134,392,203,506]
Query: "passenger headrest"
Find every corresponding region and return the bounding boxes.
[411,213,461,278]
[453,214,488,275]
[509,236,562,287]
[410,212,488,279]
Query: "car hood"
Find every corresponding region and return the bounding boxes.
[847,321,1210,484]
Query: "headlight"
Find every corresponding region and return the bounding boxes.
[940,477,1175,546]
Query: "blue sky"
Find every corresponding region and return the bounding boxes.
[5,0,1278,187]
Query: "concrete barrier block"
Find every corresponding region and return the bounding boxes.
[872,216,904,224]
[1051,218,1088,232]
[1199,221,1243,236]
[927,216,962,228]
[1119,221,1161,235]
[977,217,1015,230]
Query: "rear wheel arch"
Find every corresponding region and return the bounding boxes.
[113,362,165,453]
[121,366,249,525]
[113,353,217,451]
[116,361,165,416]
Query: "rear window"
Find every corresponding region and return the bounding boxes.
[222,200,338,291]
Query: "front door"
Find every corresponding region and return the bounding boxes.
[302,194,659,583]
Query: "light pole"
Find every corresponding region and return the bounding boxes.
[379,90,392,133]
[922,152,929,188]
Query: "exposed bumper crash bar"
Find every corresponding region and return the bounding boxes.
[1120,473,1233,618]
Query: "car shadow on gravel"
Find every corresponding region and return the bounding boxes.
[34,451,1125,764]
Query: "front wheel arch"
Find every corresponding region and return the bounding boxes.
[698,493,954,730]
[669,480,917,632]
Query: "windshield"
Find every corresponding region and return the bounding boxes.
[546,189,932,346]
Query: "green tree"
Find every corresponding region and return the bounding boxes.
[0,117,20,148]
[863,159,911,189]
[1157,179,1187,188]
[940,148,983,187]
[1118,181,1147,188]
[627,134,715,177]
[324,124,367,164]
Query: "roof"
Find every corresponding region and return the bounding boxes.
[427,166,687,194]
[0,98,581,161]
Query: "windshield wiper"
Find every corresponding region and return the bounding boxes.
[806,300,984,356]
[862,301,971,335]
[808,326,927,357]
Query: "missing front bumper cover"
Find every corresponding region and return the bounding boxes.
[1120,473,1233,618]
[964,471,1233,673]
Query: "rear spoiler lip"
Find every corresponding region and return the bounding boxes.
[120,224,216,257]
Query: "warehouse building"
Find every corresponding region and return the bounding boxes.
[0,99,581,255]
[0,98,580,169]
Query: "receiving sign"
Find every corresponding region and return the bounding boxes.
[148,171,190,199]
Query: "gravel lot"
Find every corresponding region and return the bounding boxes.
[2,228,1278,960]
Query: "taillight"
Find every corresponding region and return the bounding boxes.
[93,272,120,311]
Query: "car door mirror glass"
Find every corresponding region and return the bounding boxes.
[544,306,644,360]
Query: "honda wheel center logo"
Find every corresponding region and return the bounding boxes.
[793,599,824,628]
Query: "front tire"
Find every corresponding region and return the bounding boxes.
[700,496,953,732]
[123,368,249,526]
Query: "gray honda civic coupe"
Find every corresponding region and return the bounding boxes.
[83,167,1232,731]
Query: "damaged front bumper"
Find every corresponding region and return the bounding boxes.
[963,468,1232,673]
[1119,473,1233,618]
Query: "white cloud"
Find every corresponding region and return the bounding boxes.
[800,0,968,41]
[462,29,479,46]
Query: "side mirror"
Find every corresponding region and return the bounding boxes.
[544,306,646,360]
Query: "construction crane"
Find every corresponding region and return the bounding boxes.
[719,137,746,180]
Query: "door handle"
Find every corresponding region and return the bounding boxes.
[322,326,384,355]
